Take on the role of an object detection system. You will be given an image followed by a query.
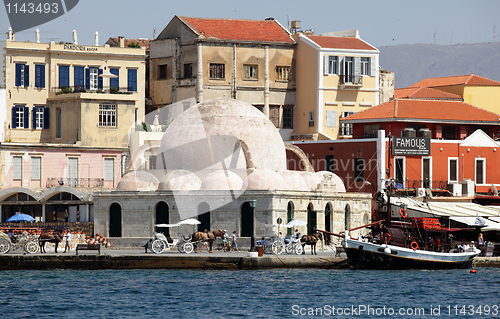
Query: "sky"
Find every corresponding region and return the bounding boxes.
[1,0,499,47]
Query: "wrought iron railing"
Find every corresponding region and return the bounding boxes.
[51,86,135,95]
[46,178,104,188]
[399,179,448,190]
[341,75,362,85]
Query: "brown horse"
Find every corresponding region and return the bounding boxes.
[301,232,323,255]
[39,231,64,253]
[191,229,225,253]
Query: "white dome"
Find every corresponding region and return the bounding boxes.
[116,170,160,191]
[242,169,286,190]
[200,170,243,190]
[315,171,346,192]
[278,170,308,191]
[300,171,322,190]
[159,169,202,191]
[158,98,286,173]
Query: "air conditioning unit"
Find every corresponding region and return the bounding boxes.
[416,188,426,197]
[447,183,462,197]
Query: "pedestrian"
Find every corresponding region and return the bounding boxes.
[200,229,209,252]
[231,231,240,252]
[222,230,229,252]
[63,231,72,253]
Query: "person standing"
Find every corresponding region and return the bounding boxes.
[231,231,240,252]
[63,231,72,253]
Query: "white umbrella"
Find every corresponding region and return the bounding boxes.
[285,219,308,228]
[155,218,201,228]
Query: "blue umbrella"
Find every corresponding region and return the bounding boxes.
[6,214,35,222]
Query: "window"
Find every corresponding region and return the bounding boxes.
[276,66,290,81]
[442,125,456,140]
[449,158,458,183]
[68,157,79,187]
[354,158,364,182]
[33,106,49,130]
[269,106,279,128]
[85,67,103,90]
[31,157,41,181]
[343,57,354,82]
[340,111,354,136]
[328,56,337,74]
[209,63,225,79]
[243,65,257,80]
[395,157,405,185]
[15,63,29,87]
[110,68,119,89]
[158,64,167,79]
[59,65,69,88]
[12,106,29,129]
[74,66,84,91]
[104,158,114,182]
[183,63,193,78]
[360,57,369,76]
[35,64,45,88]
[476,158,485,185]
[99,104,117,127]
[308,111,314,127]
[283,106,293,129]
[364,124,381,138]
[325,155,335,172]
[13,156,22,180]
[149,155,157,170]
[56,108,62,138]
[128,69,137,91]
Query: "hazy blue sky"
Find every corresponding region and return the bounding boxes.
[1,0,499,47]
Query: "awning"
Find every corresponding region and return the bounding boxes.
[448,216,500,231]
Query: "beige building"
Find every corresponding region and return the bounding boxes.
[292,30,380,140]
[149,16,296,140]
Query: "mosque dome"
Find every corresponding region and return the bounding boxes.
[157,98,286,173]
[116,170,160,191]
[242,169,286,190]
[300,171,322,190]
[278,170,308,191]
[158,169,202,191]
[200,170,243,190]
[315,171,346,192]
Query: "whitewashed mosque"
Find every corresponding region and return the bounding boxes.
[92,98,371,246]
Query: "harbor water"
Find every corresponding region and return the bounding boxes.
[1,268,499,318]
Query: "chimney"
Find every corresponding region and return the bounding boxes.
[119,36,125,47]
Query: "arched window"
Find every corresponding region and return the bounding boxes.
[324,203,332,244]
[307,203,316,235]
[155,201,170,236]
[240,202,254,237]
[109,203,122,237]
[197,202,210,232]
[287,201,294,235]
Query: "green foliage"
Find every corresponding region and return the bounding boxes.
[127,42,141,48]
[110,86,119,94]
[56,86,73,95]
[142,122,151,132]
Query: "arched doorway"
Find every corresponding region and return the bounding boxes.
[240,202,254,237]
[307,203,316,235]
[287,201,294,235]
[109,203,122,237]
[197,202,210,232]
[155,201,170,236]
[324,203,332,244]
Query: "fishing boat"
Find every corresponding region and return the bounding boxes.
[341,181,481,270]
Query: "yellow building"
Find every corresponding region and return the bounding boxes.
[150,16,296,140]
[409,74,500,115]
[292,30,379,140]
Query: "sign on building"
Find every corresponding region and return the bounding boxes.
[392,137,431,156]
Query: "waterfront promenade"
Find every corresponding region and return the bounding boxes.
[1,246,499,270]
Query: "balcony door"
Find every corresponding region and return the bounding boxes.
[68,157,79,187]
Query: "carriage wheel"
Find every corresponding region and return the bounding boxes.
[294,244,303,255]
[183,242,194,254]
[263,243,273,254]
[272,240,284,255]
[285,244,294,254]
[151,239,166,254]
[24,241,39,254]
[0,238,10,254]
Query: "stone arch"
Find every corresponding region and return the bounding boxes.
[284,143,315,172]
[109,202,122,237]
[307,203,316,235]
[155,201,170,236]
[197,202,210,232]
[286,201,295,235]
[240,201,254,237]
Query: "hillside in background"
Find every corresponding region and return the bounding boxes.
[378,42,500,88]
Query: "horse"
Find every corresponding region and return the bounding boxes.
[300,232,323,255]
[39,231,64,253]
[191,229,225,253]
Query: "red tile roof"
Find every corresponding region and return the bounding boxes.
[179,16,294,43]
[107,37,151,50]
[305,35,377,51]
[410,74,500,88]
[394,87,462,100]
[341,99,500,123]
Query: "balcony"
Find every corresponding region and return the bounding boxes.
[340,75,363,88]
[46,178,104,188]
[51,86,135,96]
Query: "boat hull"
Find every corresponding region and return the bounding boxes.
[345,238,478,270]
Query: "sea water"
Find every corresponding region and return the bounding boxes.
[1,268,499,318]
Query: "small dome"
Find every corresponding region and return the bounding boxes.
[315,171,346,192]
[159,169,202,191]
[242,169,285,190]
[300,171,322,190]
[278,170,308,191]
[200,170,243,190]
[117,170,159,191]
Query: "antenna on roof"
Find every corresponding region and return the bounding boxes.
[494,25,497,42]
[153,28,156,40]
[451,31,454,45]
[433,32,437,44]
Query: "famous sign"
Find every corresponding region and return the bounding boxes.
[392,137,431,156]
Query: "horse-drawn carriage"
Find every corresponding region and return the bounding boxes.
[150,232,194,254]
[0,230,39,254]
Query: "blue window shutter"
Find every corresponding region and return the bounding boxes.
[128,69,137,92]
[44,107,50,129]
[59,65,69,88]
[12,106,17,129]
[110,68,119,89]
[24,106,29,128]
[24,64,29,87]
[85,68,90,89]
[35,65,41,87]
[74,66,84,91]
[15,64,22,86]
[98,68,103,89]
[41,65,45,87]
[32,107,36,129]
